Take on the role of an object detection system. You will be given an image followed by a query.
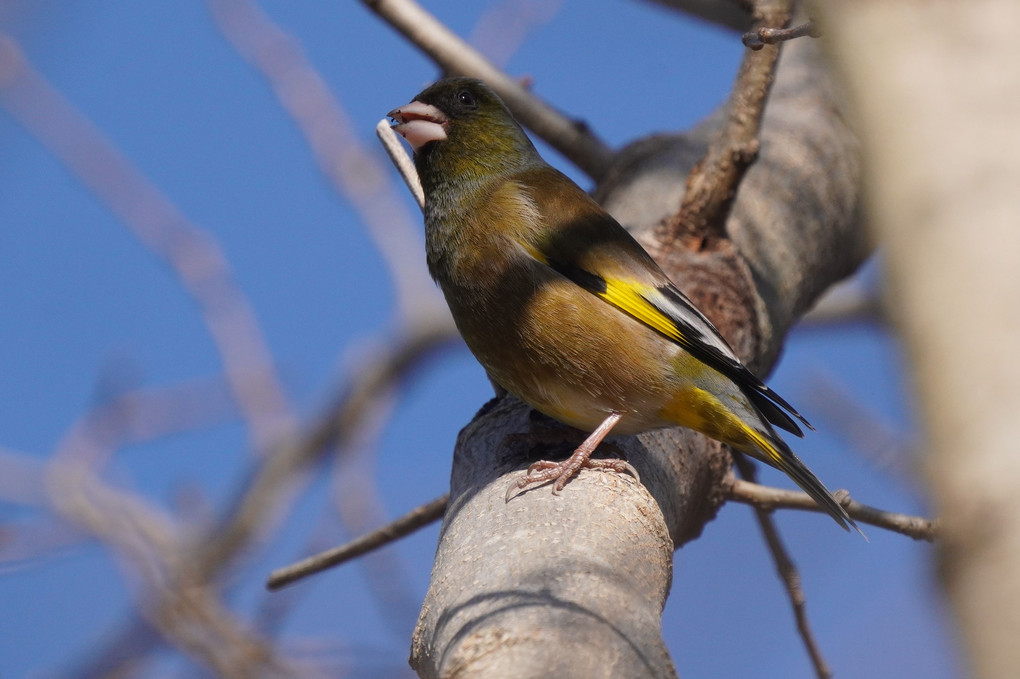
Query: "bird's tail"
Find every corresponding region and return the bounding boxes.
[743,427,861,535]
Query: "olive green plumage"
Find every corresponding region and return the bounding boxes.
[389,77,855,532]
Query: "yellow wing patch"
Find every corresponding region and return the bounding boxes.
[519,242,689,348]
[599,279,686,345]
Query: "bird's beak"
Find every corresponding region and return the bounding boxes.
[387,100,448,152]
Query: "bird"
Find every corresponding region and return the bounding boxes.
[388,77,856,531]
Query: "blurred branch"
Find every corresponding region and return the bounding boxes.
[734,455,832,679]
[47,326,458,675]
[0,34,292,454]
[657,0,793,247]
[0,378,234,572]
[727,477,938,540]
[45,408,294,677]
[208,0,443,322]
[362,0,615,180]
[195,322,459,578]
[818,5,1020,673]
[1,27,460,674]
[55,379,239,470]
[0,516,88,571]
[268,493,447,589]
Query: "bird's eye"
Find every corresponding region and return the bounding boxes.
[457,90,477,108]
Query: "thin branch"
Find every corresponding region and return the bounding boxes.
[656,0,793,248]
[727,477,938,540]
[733,456,832,679]
[743,20,821,50]
[268,493,448,590]
[361,0,614,181]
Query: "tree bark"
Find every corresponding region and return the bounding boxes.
[410,34,864,678]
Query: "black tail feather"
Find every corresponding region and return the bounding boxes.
[749,428,862,536]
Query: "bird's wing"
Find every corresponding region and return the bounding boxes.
[517,169,811,436]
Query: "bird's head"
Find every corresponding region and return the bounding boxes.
[388,78,540,191]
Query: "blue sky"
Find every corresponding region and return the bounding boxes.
[0,1,959,677]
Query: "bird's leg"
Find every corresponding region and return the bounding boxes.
[505,412,639,500]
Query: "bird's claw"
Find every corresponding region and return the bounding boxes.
[504,457,640,502]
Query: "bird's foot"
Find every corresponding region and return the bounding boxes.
[505,443,640,502]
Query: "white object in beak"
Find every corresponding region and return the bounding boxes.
[387,100,448,152]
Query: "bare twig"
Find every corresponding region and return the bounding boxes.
[744,20,821,49]
[733,455,832,679]
[727,477,938,540]
[0,34,292,454]
[656,0,793,247]
[361,0,614,180]
[268,493,448,590]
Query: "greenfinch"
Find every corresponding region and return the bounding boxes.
[389,78,855,531]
